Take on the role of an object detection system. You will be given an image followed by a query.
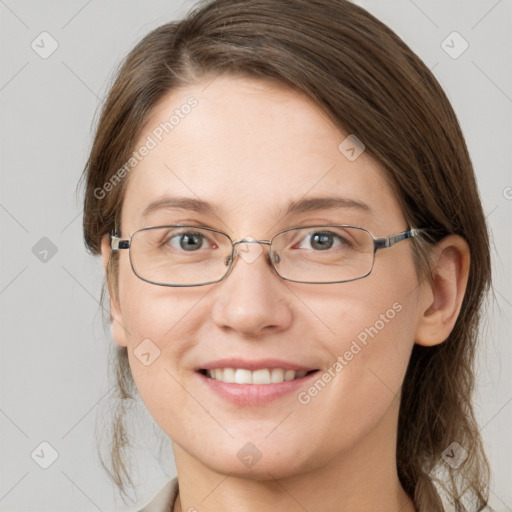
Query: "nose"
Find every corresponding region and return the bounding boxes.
[210,239,293,337]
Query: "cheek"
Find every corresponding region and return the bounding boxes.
[118,251,199,345]
[116,263,195,409]
[291,299,415,467]
[337,298,414,416]
[120,292,196,437]
[298,261,418,430]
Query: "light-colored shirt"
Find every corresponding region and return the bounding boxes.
[135,476,473,511]
[138,477,179,512]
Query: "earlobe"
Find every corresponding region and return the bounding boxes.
[414,235,470,347]
[100,234,127,347]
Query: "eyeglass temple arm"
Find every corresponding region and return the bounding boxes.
[373,228,423,250]
[110,234,130,251]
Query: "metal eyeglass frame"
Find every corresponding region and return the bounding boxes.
[110,225,426,287]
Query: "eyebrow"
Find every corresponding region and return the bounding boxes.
[141,195,371,219]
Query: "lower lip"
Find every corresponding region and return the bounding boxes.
[196,371,319,406]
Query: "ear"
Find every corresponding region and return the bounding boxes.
[100,234,127,347]
[414,235,470,347]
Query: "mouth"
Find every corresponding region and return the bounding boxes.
[198,367,318,385]
[196,363,320,405]
[194,358,321,405]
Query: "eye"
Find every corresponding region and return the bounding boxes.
[296,230,351,251]
[165,231,213,251]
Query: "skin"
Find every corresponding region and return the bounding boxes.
[100,75,470,512]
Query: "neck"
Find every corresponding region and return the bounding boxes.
[171,401,415,512]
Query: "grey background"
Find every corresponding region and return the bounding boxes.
[0,0,510,511]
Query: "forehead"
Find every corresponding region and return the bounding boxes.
[121,75,403,234]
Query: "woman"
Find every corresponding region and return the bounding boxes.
[81,1,491,510]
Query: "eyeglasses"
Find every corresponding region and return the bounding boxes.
[110,224,425,287]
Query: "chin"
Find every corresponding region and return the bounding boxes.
[185,439,319,481]
[206,457,307,481]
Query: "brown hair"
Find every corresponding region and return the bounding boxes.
[81,1,491,510]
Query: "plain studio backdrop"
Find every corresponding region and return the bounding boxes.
[0,1,511,511]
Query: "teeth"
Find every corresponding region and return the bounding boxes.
[252,369,270,384]
[235,369,252,384]
[284,369,295,381]
[206,368,309,384]
[270,368,284,383]
[222,368,235,383]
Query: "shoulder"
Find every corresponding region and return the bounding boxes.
[137,477,179,512]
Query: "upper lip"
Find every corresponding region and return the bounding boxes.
[197,358,317,372]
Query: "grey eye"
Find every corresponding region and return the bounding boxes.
[298,231,347,251]
[167,231,205,251]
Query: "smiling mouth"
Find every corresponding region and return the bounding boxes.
[199,368,319,385]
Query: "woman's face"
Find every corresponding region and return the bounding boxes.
[108,75,423,478]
